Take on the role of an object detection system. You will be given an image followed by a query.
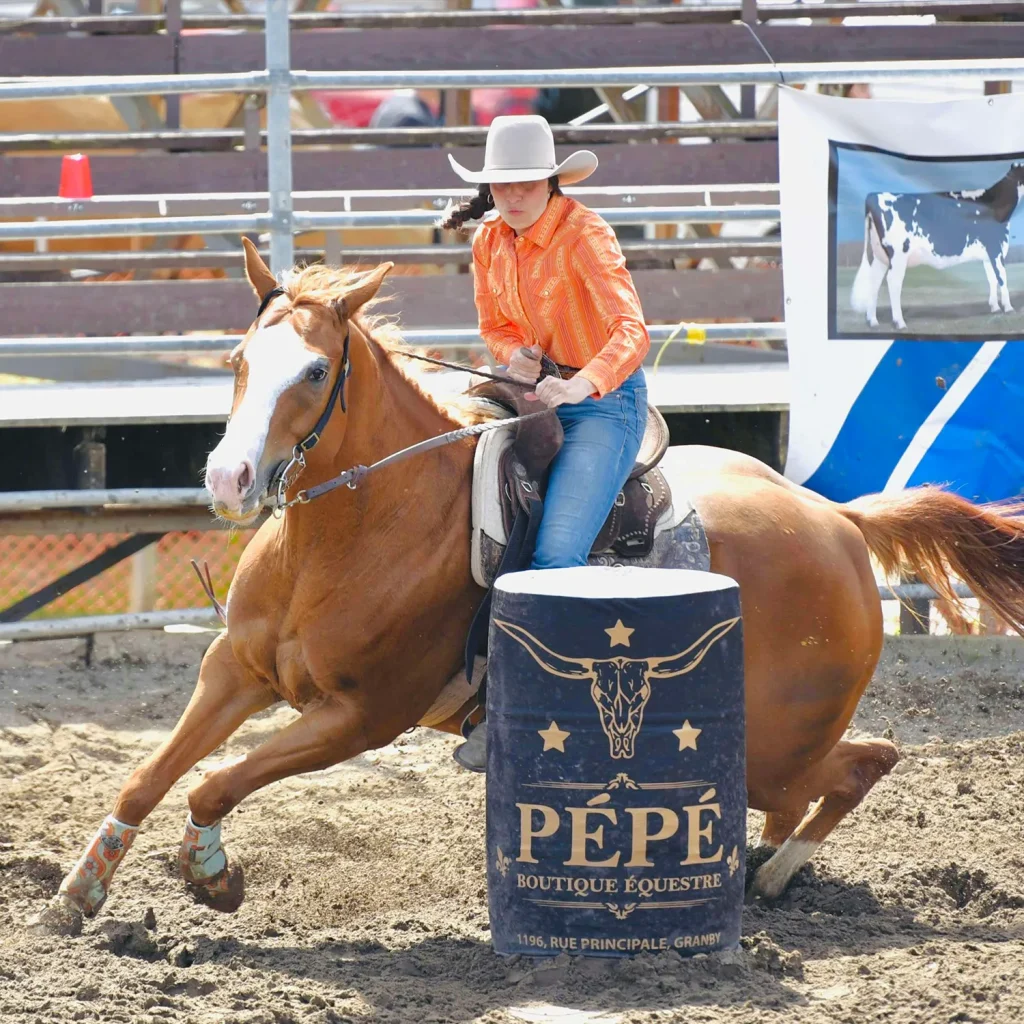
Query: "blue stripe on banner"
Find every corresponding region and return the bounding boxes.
[907,343,1024,504]
[802,341,982,502]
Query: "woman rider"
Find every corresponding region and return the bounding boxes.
[444,115,650,771]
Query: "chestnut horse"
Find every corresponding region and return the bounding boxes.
[38,240,1024,933]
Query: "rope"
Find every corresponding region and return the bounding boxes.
[739,20,786,86]
[650,321,708,374]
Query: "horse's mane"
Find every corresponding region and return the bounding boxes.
[280,263,505,427]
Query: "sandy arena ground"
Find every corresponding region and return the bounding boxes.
[1,629,1023,1024]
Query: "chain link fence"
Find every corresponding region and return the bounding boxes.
[0,530,1008,635]
[0,530,256,619]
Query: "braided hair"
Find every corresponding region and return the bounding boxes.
[441,176,563,232]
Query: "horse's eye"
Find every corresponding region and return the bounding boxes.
[307,366,328,383]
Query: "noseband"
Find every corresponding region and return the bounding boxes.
[252,287,352,516]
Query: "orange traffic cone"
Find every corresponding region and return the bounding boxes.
[59,153,93,199]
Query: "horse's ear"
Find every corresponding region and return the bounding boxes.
[241,236,278,302]
[339,262,394,319]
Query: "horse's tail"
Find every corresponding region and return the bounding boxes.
[839,487,1024,634]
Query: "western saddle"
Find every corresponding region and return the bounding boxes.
[460,355,672,722]
[469,355,671,561]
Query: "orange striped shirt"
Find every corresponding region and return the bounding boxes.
[471,193,650,398]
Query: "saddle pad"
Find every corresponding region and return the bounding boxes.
[470,427,695,590]
[417,657,487,728]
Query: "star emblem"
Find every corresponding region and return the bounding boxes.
[604,619,635,648]
[537,721,571,752]
[672,720,701,751]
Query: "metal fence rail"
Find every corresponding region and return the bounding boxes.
[0,323,788,358]
[3,59,1024,103]
[0,238,782,274]
[0,121,778,153]
[0,183,780,218]
[2,206,780,242]
[290,60,1024,91]
[0,205,778,242]
[0,609,222,642]
[0,489,210,512]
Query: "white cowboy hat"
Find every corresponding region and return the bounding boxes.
[447,114,598,186]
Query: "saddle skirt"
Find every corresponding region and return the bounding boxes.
[471,428,704,589]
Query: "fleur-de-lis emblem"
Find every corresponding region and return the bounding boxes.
[604,902,638,920]
[727,846,740,877]
[495,847,512,878]
[605,772,639,791]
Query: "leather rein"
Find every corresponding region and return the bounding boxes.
[251,287,550,516]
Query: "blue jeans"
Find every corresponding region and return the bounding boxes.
[530,368,648,569]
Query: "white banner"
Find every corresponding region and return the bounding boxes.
[779,86,1024,504]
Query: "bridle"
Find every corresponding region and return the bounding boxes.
[244,286,549,517]
[251,287,354,516]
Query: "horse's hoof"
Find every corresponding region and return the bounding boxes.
[742,845,777,905]
[29,894,85,937]
[185,862,245,914]
[746,865,789,905]
[745,883,775,905]
[744,881,780,906]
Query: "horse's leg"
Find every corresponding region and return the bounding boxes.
[42,633,274,926]
[758,808,808,849]
[182,695,372,910]
[748,737,900,901]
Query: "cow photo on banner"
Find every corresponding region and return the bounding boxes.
[778,86,1024,504]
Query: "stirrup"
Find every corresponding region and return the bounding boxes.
[453,718,488,774]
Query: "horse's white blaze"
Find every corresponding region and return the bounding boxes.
[206,321,320,506]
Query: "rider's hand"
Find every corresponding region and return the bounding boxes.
[507,344,544,384]
[527,374,598,409]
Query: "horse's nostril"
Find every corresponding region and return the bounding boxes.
[235,462,253,495]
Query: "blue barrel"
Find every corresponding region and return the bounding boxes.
[485,565,746,959]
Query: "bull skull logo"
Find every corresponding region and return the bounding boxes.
[494,617,739,759]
